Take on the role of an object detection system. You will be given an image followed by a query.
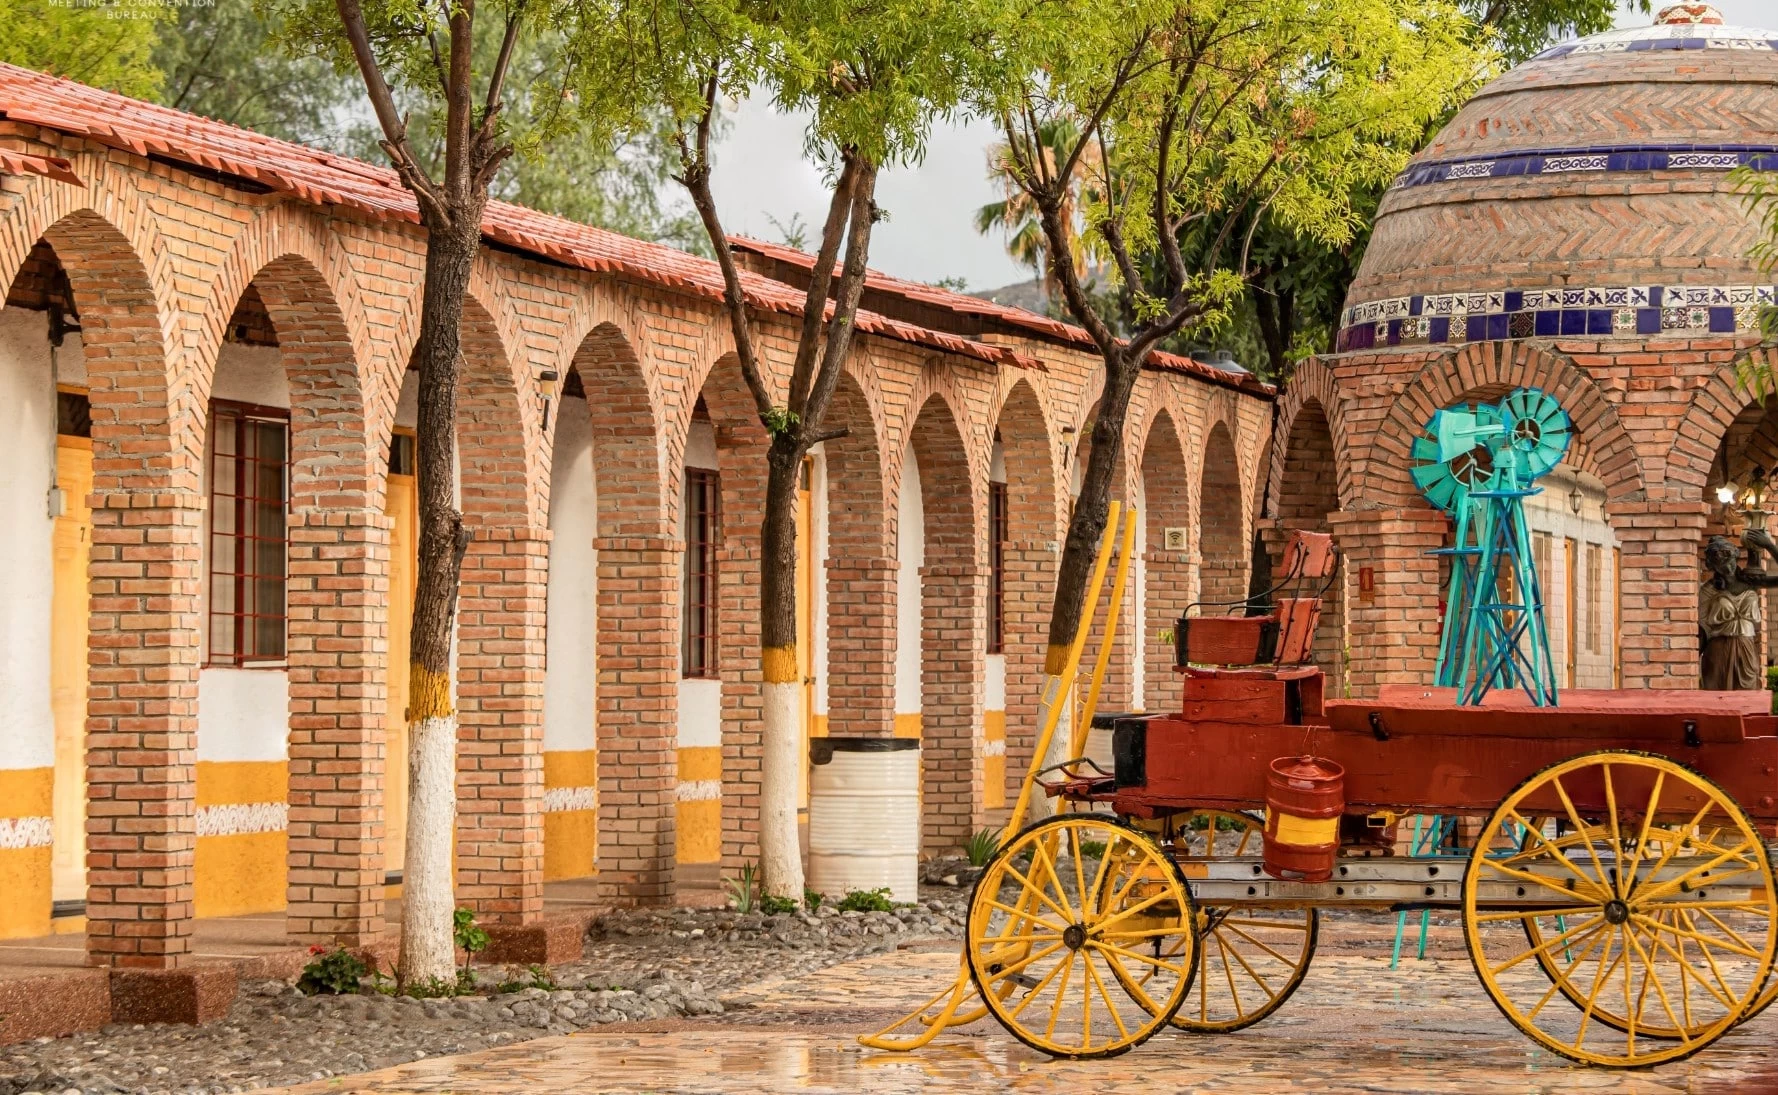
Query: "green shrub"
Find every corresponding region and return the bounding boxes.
[760,893,799,915]
[1077,839,1107,860]
[298,946,369,995]
[836,887,894,913]
[453,907,490,970]
[723,861,760,913]
[496,964,557,994]
[804,888,824,911]
[964,827,999,867]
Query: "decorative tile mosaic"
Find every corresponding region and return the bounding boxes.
[1532,21,1778,61]
[1389,144,1778,190]
[1336,283,1775,352]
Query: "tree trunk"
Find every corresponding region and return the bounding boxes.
[757,436,806,899]
[1032,353,1139,816]
[398,216,480,988]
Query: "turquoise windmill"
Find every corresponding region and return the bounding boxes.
[1411,388,1570,706]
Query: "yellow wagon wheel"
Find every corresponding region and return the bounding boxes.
[965,813,1195,1058]
[1463,750,1778,1067]
[1102,810,1317,1032]
[1518,819,1778,1042]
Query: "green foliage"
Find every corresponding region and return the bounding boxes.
[835,887,894,913]
[401,970,479,998]
[804,887,824,911]
[453,907,490,969]
[964,827,1000,867]
[1467,0,1646,67]
[298,945,370,995]
[760,407,800,438]
[0,0,163,98]
[1734,165,1778,399]
[1076,839,1107,860]
[496,964,558,993]
[760,893,800,915]
[723,861,760,913]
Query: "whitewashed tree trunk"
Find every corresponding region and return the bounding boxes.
[400,714,457,983]
[759,678,804,898]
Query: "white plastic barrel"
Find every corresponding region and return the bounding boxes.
[807,737,920,904]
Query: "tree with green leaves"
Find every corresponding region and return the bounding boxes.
[559,0,1025,900]
[974,118,1104,305]
[981,0,1485,768]
[275,0,563,987]
[0,0,162,98]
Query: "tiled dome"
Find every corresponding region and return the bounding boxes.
[1336,4,1778,352]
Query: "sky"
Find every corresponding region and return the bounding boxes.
[703,0,1775,293]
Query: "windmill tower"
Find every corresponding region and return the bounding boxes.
[1411,389,1572,706]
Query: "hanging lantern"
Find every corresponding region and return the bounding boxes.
[1263,755,1345,882]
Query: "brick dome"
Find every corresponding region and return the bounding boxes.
[1336,6,1778,352]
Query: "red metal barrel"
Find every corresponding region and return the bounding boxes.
[1263,755,1345,882]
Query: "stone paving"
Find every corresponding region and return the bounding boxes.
[272,937,1778,1095]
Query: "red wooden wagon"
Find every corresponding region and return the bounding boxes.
[959,530,1778,1068]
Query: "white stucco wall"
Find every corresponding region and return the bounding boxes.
[543,396,598,754]
[0,307,58,771]
[679,418,723,750]
[895,452,924,717]
[197,343,292,767]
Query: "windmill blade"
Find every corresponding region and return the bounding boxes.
[1501,387,1572,480]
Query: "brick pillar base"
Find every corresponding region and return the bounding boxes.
[594,536,679,905]
[285,508,389,944]
[826,556,898,737]
[1143,548,1195,717]
[86,493,204,969]
[1327,508,1447,697]
[920,562,986,853]
[1609,500,1707,690]
[455,526,549,925]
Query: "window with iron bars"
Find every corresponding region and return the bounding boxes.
[988,481,1008,653]
[682,468,720,678]
[208,400,289,665]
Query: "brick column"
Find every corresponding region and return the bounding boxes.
[920,562,987,852]
[1609,500,1707,690]
[285,508,390,944]
[1326,508,1447,697]
[86,492,204,968]
[594,535,680,905]
[826,556,898,738]
[1001,538,1056,806]
[455,526,549,924]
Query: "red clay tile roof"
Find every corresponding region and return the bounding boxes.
[729,236,1274,397]
[0,62,1044,372]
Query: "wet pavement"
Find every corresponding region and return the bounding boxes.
[274,937,1778,1094]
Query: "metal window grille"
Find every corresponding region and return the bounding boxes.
[988,481,1008,653]
[682,468,720,678]
[208,400,289,665]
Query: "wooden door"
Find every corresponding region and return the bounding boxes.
[1564,537,1578,689]
[50,436,92,905]
[383,464,417,887]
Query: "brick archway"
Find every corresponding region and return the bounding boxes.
[991,376,1061,807]
[11,212,191,968]
[1198,418,1247,607]
[1369,343,1646,507]
[199,251,387,945]
[907,387,986,853]
[1139,407,1192,711]
[1267,357,1350,518]
[1669,345,1778,501]
[556,320,678,903]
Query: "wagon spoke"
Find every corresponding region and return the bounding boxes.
[1575,928,1628,1047]
[1090,939,1189,976]
[979,941,1066,988]
[982,899,1066,937]
[1641,926,1739,1011]
[1624,921,1691,1044]
[1524,924,1611,1021]
[1029,837,1079,922]
[1502,809,1603,881]
[1621,772,1666,889]
[1219,922,1299,967]
[1083,952,1130,1041]
[1601,765,1624,899]
[1070,826,1090,923]
[1636,913,1763,960]
[996,860,1074,926]
[1479,857,1606,903]
[1491,914,1607,976]
[1005,946,1071,1021]
[1043,951,1074,1041]
[1551,776,1614,898]
[1636,843,1760,905]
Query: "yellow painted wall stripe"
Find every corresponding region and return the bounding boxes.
[195,760,286,808]
[544,749,597,788]
[0,768,53,819]
[893,713,922,740]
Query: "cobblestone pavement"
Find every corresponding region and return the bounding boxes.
[273,931,1778,1095]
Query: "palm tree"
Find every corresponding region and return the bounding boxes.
[975,117,1102,303]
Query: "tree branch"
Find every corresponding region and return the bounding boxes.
[334,0,446,222]
[482,0,528,132]
[676,82,774,423]
[787,152,862,417]
[802,159,881,431]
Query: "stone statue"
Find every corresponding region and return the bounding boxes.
[1699,532,1778,691]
